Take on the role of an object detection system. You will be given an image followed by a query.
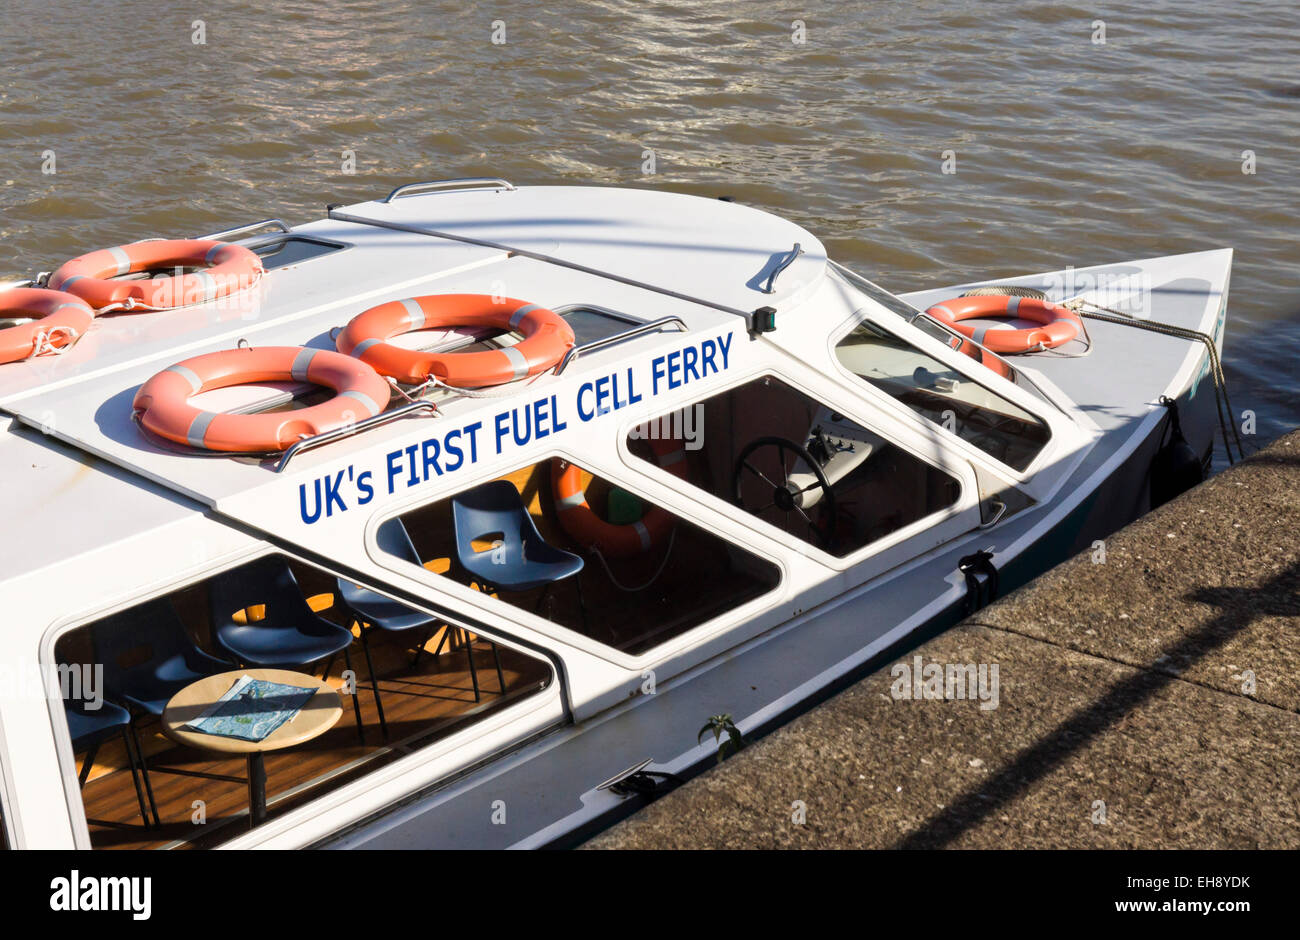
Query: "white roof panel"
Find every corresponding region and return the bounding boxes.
[0,186,821,524]
[336,184,827,316]
[0,222,504,406]
[0,417,203,581]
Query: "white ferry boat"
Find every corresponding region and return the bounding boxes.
[0,180,1231,849]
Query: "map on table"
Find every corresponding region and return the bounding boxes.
[185,675,318,742]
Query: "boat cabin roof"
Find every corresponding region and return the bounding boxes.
[0,186,825,512]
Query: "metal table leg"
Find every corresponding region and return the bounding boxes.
[247,752,267,828]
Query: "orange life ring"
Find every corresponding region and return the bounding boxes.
[925,295,1081,354]
[133,345,390,453]
[0,288,95,365]
[49,239,263,311]
[337,293,575,388]
[551,437,689,559]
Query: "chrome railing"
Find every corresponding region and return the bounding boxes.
[762,242,803,294]
[202,219,294,241]
[381,178,516,203]
[554,315,688,375]
[274,400,438,473]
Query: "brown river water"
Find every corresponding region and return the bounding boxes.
[1,0,1296,456]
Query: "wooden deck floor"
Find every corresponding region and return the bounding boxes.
[79,628,549,850]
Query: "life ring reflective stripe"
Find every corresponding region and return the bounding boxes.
[49,239,263,311]
[133,346,390,453]
[551,436,688,559]
[0,288,95,364]
[337,293,575,387]
[925,295,1081,354]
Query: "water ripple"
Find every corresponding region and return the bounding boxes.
[0,0,1294,442]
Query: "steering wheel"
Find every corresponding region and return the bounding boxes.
[732,436,837,547]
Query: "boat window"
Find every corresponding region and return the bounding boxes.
[834,319,1050,472]
[251,235,347,270]
[380,462,782,656]
[830,262,1060,413]
[626,375,961,558]
[51,553,551,849]
[557,305,641,347]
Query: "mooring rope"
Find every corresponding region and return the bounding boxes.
[964,285,1243,465]
[961,284,1242,465]
[1064,298,1243,465]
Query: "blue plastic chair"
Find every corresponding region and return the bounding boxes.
[92,598,235,827]
[334,520,503,731]
[210,556,364,739]
[451,480,586,621]
[64,696,156,828]
[95,598,232,719]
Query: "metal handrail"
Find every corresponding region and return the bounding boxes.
[763,242,803,294]
[595,758,654,792]
[274,400,438,473]
[202,219,294,241]
[979,498,1008,529]
[554,315,688,375]
[381,178,516,204]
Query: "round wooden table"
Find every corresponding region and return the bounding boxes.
[162,669,343,828]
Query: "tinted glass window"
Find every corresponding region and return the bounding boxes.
[627,375,961,558]
[253,236,346,269]
[382,462,781,656]
[53,554,549,849]
[835,320,1050,471]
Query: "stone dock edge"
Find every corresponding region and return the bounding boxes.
[583,430,1300,849]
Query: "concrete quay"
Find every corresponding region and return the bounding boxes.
[585,431,1300,849]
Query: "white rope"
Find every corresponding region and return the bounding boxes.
[589,528,677,593]
[27,325,77,358]
[386,376,441,412]
[92,267,264,315]
[1024,313,1093,358]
